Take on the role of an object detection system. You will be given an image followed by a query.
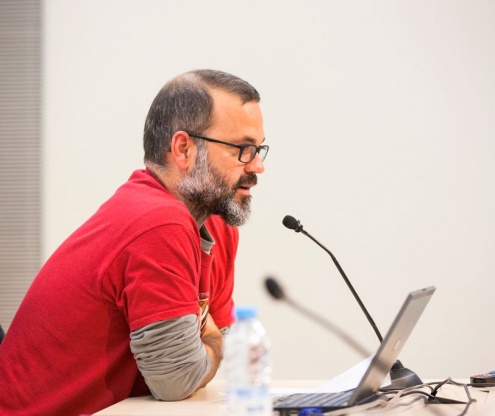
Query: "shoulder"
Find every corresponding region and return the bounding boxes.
[108,169,195,228]
[70,169,199,253]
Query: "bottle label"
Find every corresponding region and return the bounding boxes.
[227,386,272,416]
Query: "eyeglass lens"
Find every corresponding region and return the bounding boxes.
[240,145,268,163]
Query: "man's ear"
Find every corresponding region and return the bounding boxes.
[169,131,195,171]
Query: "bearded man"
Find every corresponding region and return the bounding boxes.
[0,69,268,416]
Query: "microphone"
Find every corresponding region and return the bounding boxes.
[264,276,371,358]
[282,215,422,389]
[283,215,383,342]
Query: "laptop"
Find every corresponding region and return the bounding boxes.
[273,286,436,413]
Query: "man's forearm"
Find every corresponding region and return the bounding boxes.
[198,315,224,388]
[199,331,223,388]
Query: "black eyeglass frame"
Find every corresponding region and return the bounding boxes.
[187,133,269,164]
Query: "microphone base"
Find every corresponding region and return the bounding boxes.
[383,360,423,391]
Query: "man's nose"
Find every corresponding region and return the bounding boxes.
[244,153,265,174]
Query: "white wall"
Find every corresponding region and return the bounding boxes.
[43,0,495,381]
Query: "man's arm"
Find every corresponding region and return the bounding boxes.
[197,314,223,389]
[130,313,223,401]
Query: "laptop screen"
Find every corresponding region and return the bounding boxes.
[350,286,436,404]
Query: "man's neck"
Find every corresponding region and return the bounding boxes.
[147,164,209,227]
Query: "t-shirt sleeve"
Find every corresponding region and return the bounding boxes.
[102,223,202,332]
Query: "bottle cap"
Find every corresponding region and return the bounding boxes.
[234,305,258,320]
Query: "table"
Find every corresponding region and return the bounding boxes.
[93,379,495,415]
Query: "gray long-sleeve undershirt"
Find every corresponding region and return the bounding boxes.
[130,316,230,401]
[130,314,209,401]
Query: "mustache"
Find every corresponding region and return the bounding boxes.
[235,173,258,188]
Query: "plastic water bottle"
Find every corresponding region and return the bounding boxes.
[224,305,272,416]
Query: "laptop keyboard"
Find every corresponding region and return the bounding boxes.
[273,389,355,410]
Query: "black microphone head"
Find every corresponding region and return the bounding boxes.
[283,215,303,232]
[264,277,286,300]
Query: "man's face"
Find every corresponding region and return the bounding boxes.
[178,145,256,226]
[178,89,265,226]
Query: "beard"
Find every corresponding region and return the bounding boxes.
[178,147,257,227]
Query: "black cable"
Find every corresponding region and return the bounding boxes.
[430,377,450,397]
[399,390,436,400]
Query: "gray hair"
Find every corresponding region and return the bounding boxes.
[143,69,260,167]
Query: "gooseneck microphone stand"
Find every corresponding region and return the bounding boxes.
[282,215,423,390]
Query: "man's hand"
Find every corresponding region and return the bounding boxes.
[198,314,223,388]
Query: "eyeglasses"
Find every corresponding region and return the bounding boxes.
[187,133,269,164]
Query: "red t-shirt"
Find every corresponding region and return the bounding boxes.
[0,169,237,416]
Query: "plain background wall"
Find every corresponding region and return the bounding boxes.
[43,0,495,381]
